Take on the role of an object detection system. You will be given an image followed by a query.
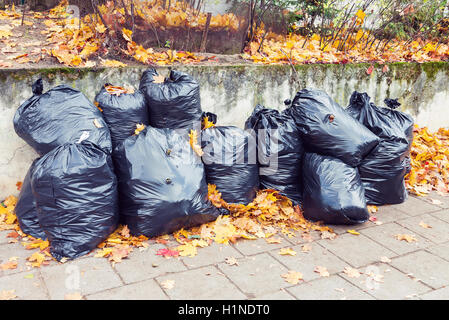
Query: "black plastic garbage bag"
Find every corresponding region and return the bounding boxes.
[14,160,46,240]
[201,126,259,204]
[285,89,379,167]
[113,127,220,237]
[139,68,202,129]
[31,141,119,261]
[346,91,414,205]
[14,79,112,156]
[94,85,148,149]
[302,152,369,225]
[245,104,304,205]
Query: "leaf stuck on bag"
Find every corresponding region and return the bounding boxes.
[189,130,204,157]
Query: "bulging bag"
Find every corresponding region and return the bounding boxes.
[94,85,148,149]
[302,152,369,225]
[31,141,119,261]
[285,89,379,167]
[346,92,414,205]
[245,105,304,205]
[14,79,112,156]
[14,160,46,240]
[113,127,220,237]
[139,68,202,129]
[201,125,259,204]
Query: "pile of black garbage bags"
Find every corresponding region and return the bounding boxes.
[13,69,414,261]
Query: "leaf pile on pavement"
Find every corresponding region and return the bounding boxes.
[405,126,449,196]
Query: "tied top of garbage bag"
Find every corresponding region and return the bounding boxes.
[139,68,202,129]
[347,91,414,147]
[285,88,380,167]
[245,104,303,157]
[201,125,259,205]
[14,79,112,156]
[113,126,220,237]
[245,104,304,205]
[31,141,119,261]
[94,84,148,149]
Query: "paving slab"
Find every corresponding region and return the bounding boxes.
[217,253,289,297]
[391,250,449,289]
[0,270,48,300]
[0,242,42,277]
[394,196,442,216]
[0,231,13,245]
[425,242,449,262]
[361,222,433,255]
[182,242,243,269]
[251,289,294,300]
[40,256,123,299]
[113,244,187,284]
[396,214,449,244]
[420,193,449,209]
[340,263,430,300]
[156,266,246,300]
[374,204,413,223]
[431,209,449,224]
[286,275,374,300]
[269,242,347,282]
[86,279,168,300]
[420,286,449,300]
[318,233,396,268]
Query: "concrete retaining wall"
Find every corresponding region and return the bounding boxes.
[1,62,448,198]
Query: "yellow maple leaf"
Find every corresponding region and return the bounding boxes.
[189,130,204,157]
[279,248,297,256]
[122,28,133,42]
[101,59,127,67]
[177,243,197,257]
[281,270,303,284]
[134,123,146,135]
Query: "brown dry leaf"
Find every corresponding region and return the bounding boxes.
[279,248,296,256]
[0,261,18,270]
[161,279,175,290]
[419,221,432,229]
[266,237,282,244]
[321,231,336,240]
[64,292,83,300]
[430,199,443,205]
[225,256,239,266]
[152,74,166,84]
[281,270,303,284]
[395,234,418,243]
[343,267,361,278]
[301,244,312,253]
[314,266,330,277]
[0,290,17,300]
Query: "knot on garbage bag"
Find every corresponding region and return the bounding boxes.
[384,98,401,109]
[32,78,43,96]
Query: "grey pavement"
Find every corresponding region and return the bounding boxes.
[1,192,449,300]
